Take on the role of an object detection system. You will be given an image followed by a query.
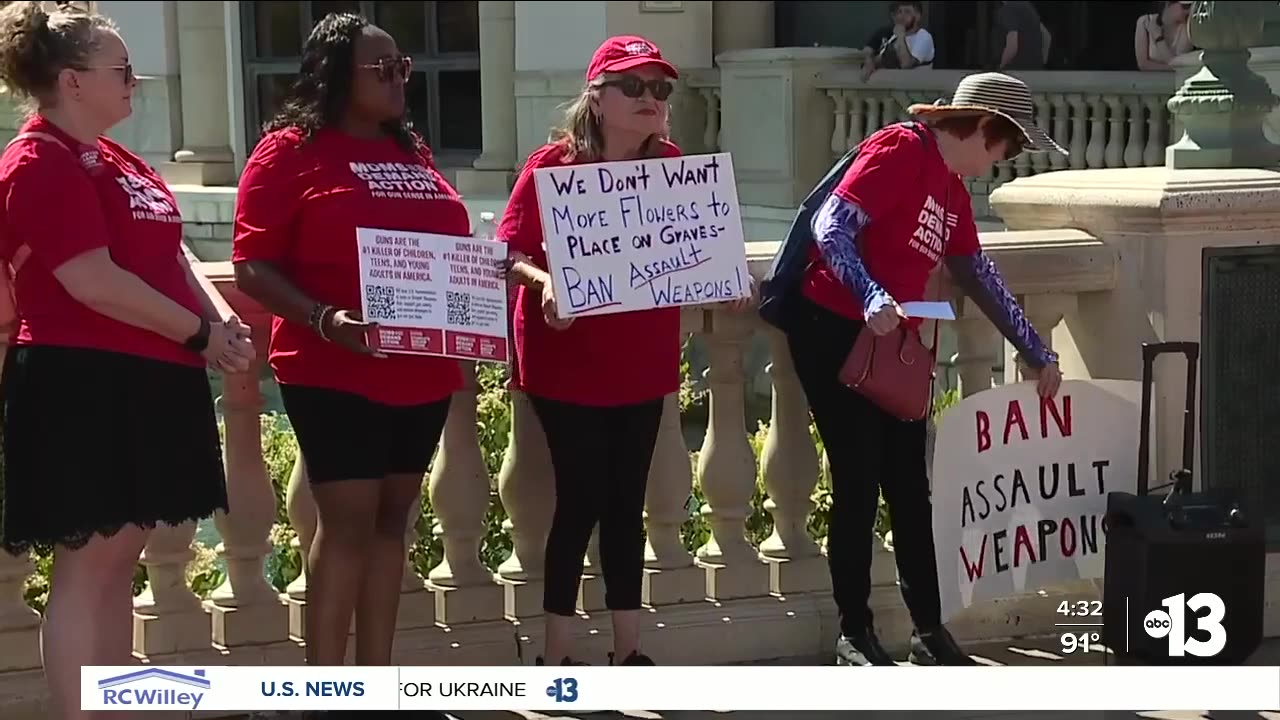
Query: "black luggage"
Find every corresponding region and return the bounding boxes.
[1102,341,1265,665]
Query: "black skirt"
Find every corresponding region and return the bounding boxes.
[0,344,230,555]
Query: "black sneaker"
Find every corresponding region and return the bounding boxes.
[835,629,897,666]
[908,626,976,665]
[535,655,589,665]
[609,650,655,665]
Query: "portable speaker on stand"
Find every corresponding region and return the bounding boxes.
[1102,342,1265,666]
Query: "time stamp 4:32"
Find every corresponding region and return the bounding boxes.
[1056,600,1104,655]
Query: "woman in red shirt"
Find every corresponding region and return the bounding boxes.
[231,14,466,686]
[500,35,749,667]
[0,2,252,715]
[780,73,1064,667]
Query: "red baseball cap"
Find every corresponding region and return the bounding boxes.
[586,35,679,83]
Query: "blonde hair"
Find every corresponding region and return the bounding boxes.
[549,73,671,163]
[0,1,118,109]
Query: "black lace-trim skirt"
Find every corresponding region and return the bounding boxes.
[0,344,230,556]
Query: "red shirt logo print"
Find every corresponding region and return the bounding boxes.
[349,161,451,201]
[908,194,955,263]
[115,174,181,224]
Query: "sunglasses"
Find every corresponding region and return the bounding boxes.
[597,75,674,102]
[80,63,134,84]
[359,55,412,83]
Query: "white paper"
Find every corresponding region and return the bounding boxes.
[900,301,956,320]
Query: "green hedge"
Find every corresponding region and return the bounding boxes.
[19,348,958,612]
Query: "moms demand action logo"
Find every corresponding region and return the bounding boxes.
[98,668,210,710]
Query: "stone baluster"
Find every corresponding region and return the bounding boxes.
[1086,96,1108,168]
[283,455,313,641]
[642,389,706,605]
[642,308,707,605]
[207,361,288,648]
[1030,96,1051,173]
[954,300,1001,398]
[426,362,503,624]
[495,388,556,618]
[694,309,768,600]
[1124,96,1146,167]
[699,87,721,152]
[828,90,849,158]
[758,329,826,596]
[1068,95,1088,169]
[132,518,208,656]
[1143,96,1166,167]
[1050,94,1070,170]
[1104,95,1126,168]
[207,364,288,648]
[0,549,40,672]
[995,157,1013,184]
[848,91,865,149]
[864,96,882,137]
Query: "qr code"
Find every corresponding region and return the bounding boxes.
[446,290,472,327]
[364,284,396,320]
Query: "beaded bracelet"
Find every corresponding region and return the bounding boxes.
[309,303,334,341]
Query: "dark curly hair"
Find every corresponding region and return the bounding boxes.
[263,12,418,153]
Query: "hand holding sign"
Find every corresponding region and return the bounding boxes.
[541,281,573,330]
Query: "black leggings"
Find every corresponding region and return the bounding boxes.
[784,296,943,637]
[530,394,664,616]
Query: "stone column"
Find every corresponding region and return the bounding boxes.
[712,0,775,56]
[455,0,517,195]
[164,0,235,185]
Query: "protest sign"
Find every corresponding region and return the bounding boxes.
[931,379,1141,623]
[356,227,508,362]
[531,152,751,318]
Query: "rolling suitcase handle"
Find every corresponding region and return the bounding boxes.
[1136,341,1199,496]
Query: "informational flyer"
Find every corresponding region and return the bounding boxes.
[355,227,508,363]
[531,152,751,319]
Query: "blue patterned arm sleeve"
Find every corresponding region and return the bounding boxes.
[811,194,893,317]
[944,251,1059,369]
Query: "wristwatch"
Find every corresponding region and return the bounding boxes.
[184,317,211,353]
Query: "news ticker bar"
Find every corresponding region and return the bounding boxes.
[82,665,1280,712]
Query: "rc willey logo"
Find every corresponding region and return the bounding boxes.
[98,667,210,709]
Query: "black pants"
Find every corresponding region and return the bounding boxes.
[784,297,942,637]
[530,394,664,616]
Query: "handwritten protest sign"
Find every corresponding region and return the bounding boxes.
[931,379,1141,623]
[531,152,750,318]
[356,227,508,362]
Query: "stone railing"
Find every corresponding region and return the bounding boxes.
[820,69,1178,219]
[0,231,1118,718]
[685,68,722,154]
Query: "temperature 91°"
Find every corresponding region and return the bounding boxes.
[1060,630,1101,654]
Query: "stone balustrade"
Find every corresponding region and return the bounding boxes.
[693,55,1180,217]
[0,231,1117,718]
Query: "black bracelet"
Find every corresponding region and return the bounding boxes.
[308,303,333,340]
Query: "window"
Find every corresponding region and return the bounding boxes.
[241,1,481,165]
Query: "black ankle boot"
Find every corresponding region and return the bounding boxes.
[835,629,897,666]
[908,626,976,665]
[609,650,655,665]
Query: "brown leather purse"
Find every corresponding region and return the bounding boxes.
[837,319,938,421]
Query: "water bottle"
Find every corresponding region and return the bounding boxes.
[476,210,496,241]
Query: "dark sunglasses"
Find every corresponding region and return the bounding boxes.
[80,63,134,83]
[359,55,412,83]
[597,75,674,102]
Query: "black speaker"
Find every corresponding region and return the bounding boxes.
[1102,342,1266,666]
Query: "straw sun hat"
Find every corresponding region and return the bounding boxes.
[907,72,1068,157]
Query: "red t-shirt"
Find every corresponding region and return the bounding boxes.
[0,115,205,368]
[231,127,469,406]
[497,141,682,407]
[801,123,980,323]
